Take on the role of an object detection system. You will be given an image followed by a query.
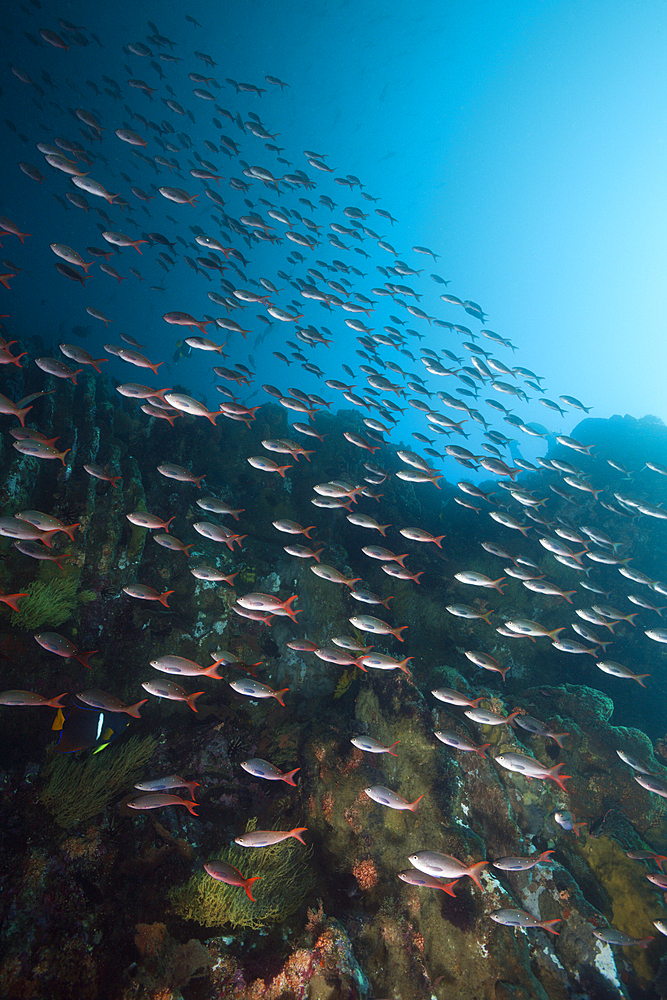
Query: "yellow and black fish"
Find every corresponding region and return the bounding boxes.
[51,699,131,753]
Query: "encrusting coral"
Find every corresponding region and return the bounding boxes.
[39,735,158,828]
[170,818,315,929]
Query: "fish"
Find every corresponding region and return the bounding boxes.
[123,584,175,607]
[553,811,587,835]
[229,679,289,706]
[141,680,205,712]
[365,786,424,811]
[135,775,200,797]
[495,752,571,792]
[435,730,490,758]
[52,701,132,754]
[0,690,67,708]
[234,827,308,847]
[240,759,300,785]
[348,615,407,641]
[490,909,560,934]
[34,632,97,669]
[126,794,198,816]
[76,690,148,718]
[350,736,399,756]
[204,861,260,900]
[408,851,488,888]
[397,871,459,895]
[592,929,654,948]
[491,851,555,871]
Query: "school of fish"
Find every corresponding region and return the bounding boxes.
[2,2,667,985]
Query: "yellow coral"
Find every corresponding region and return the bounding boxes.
[170,818,314,929]
[39,735,158,828]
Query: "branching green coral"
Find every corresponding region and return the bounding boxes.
[170,818,315,929]
[12,573,80,630]
[39,735,158,828]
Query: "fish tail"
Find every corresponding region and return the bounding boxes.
[273,687,289,706]
[395,553,409,568]
[185,780,200,797]
[392,625,408,641]
[548,627,566,641]
[551,732,570,749]
[148,361,163,375]
[635,673,650,687]
[1,593,28,611]
[549,764,572,793]
[163,516,176,533]
[110,475,122,488]
[313,548,324,563]
[466,861,488,889]
[289,826,308,845]
[126,699,149,718]
[57,448,72,466]
[493,578,506,593]
[17,405,32,426]
[563,591,576,604]
[479,609,495,624]
[204,663,225,679]
[76,649,98,670]
[63,522,80,541]
[38,528,60,549]
[475,743,491,759]
[46,693,68,708]
[626,612,639,626]
[572,821,587,836]
[184,800,199,816]
[281,768,300,786]
[187,691,205,711]
[540,919,561,935]
[158,590,175,607]
[442,878,459,896]
[69,368,83,384]
[386,741,400,756]
[408,794,424,812]
[243,876,261,901]
[302,526,315,538]
[538,850,556,863]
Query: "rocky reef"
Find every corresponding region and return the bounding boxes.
[1,363,667,1000]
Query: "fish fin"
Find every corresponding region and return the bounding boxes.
[466,861,488,889]
[289,827,308,845]
[183,800,199,816]
[386,741,400,756]
[441,878,459,896]
[551,732,570,749]
[127,699,148,718]
[273,687,289,706]
[540,919,561,935]
[158,590,175,606]
[76,649,98,669]
[409,794,424,812]
[281,768,300,786]
[52,708,65,731]
[244,876,261,901]
[187,691,205,712]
